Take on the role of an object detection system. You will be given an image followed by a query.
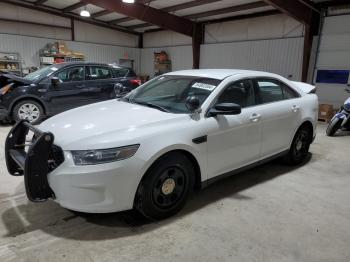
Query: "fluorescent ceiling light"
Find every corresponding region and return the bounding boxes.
[122,0,135,3]
[80,9,90,17]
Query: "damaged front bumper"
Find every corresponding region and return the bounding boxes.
[5,120,64,202]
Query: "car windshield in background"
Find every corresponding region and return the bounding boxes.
[125,75,221,114]
[24,65,60,82]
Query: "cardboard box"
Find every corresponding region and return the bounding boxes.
[318,104,334,122]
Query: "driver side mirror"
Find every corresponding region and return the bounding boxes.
[51,77,60,87]
[209,103,242,116]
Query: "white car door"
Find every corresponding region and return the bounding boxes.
[206,79,262,179]
[253,78,302,157]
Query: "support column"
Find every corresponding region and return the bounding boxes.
[302,12,320,82]
[192,23,203,69]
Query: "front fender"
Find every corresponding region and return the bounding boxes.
[139,143,205,183]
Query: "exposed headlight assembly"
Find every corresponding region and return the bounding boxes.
[71,145,139,165]
[0,84,13,95]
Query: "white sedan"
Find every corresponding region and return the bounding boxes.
[5,69,318,220]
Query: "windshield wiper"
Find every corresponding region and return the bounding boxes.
[131,100,169,112]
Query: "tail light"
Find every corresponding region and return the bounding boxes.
[0,84,12,95]
[129,79,141,86]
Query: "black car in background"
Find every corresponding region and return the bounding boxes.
[0,62,140,124]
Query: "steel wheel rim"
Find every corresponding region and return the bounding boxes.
[18,103,40,122]
[293,130,308,159]
[152,166,186,209]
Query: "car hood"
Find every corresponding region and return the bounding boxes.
[0,73,33,86]
[39,100,188,150]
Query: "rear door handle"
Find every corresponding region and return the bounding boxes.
[249,113,261,122]
[292,105,300,112]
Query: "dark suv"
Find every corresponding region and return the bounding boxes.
[0,62,140,124]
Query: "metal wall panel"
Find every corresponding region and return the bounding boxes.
[205,14,303,44]
[0,34,141,73]
[201,37,304,80]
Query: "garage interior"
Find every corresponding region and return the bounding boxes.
[0,0,350,261]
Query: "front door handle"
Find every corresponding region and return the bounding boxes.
[292,105,300,113]
[249,113,261,122]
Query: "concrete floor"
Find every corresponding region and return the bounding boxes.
[0,124,349,262]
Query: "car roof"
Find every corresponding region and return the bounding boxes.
[164,69,282,80]
[54,62,132,70]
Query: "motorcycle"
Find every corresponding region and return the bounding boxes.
[326,88,350,136]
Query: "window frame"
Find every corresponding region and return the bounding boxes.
[253,77,300,105]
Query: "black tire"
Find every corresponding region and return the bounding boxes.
[13,100,44,125]
[326,117,341,136]
[134,152,195,220]
[284,125,312,165]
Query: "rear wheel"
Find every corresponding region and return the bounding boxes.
[326,117,341,136]
[134,152,194,220]
[284,125,312,165]
[13,100,44,125]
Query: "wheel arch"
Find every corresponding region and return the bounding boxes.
[10,96,47,116]
[291,120,314,146]
[138,147,203,193]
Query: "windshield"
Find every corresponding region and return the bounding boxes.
[24,65,60,82]
[125,75,221,113]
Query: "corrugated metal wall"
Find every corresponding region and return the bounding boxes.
[141,14,304,80]
[200,37,304,81]
[315,13,350,106]
[0,34,141,73]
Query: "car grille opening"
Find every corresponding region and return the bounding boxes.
[48,145,64,172]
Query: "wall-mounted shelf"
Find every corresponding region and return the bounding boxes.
[0,51,22,76]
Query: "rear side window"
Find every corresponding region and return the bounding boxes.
[112,68,129,78]
[280,82,300,99]
[86,66,112,80]
[256,78,298,104]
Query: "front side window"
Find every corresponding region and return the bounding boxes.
[56,66,84,83]
[125,75,221,114]
[216,79,256,108]
[86,66,112,80]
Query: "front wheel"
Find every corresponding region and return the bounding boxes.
[326,117,341,136]
[13,100,44,125]
[284,126,312,165]
[134,152,195,220]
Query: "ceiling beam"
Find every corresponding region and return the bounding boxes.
[62,1,86,13]
[184,1,268,20]
[82,0,195,36]
[2,0,139,35]
[127,1,268,30]
[317,0,350,8]
[34,0,48,5]
[144,10,281,34]
[91,9,113,18]
[263,0,313,24]
[109,0,222,25]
